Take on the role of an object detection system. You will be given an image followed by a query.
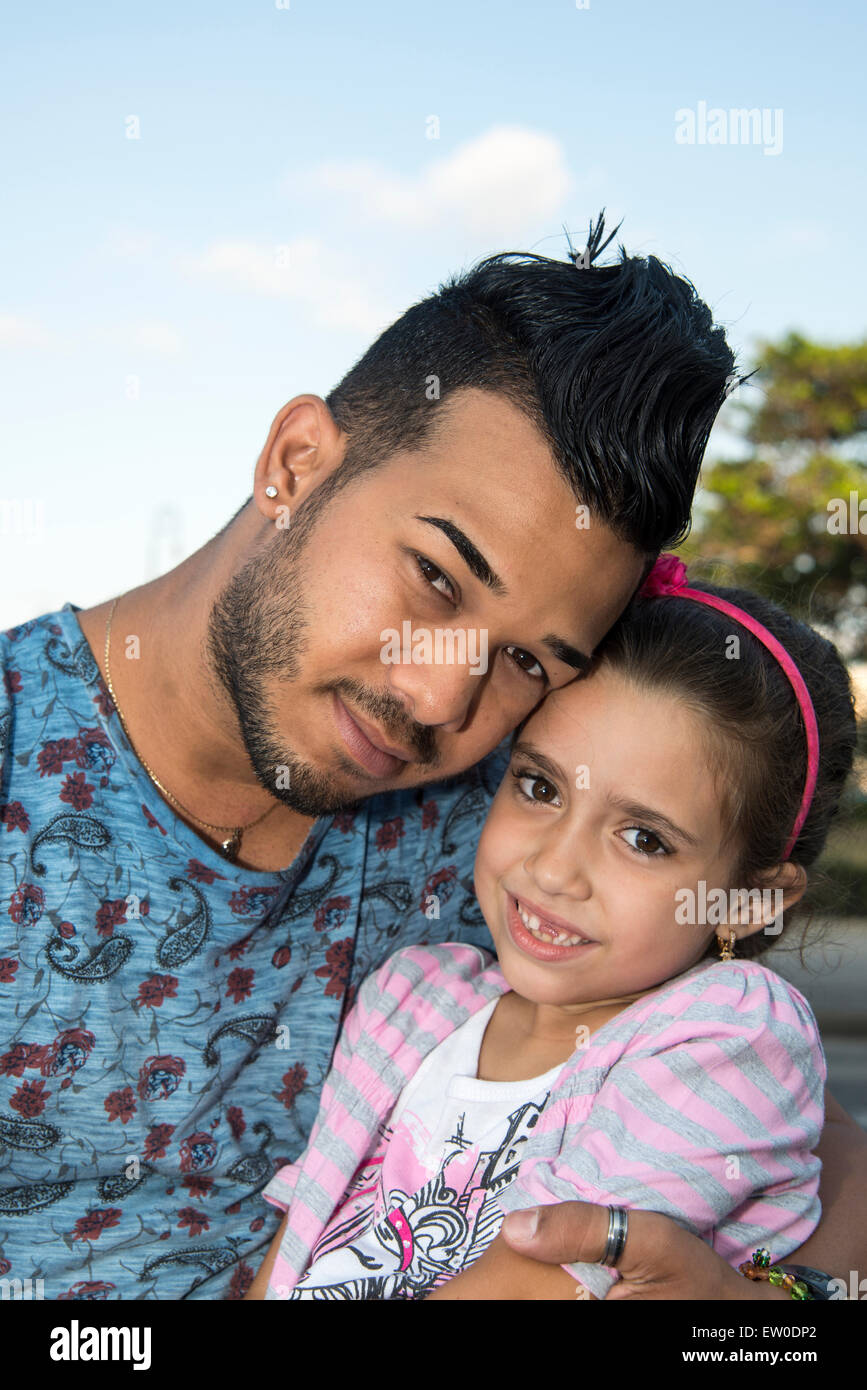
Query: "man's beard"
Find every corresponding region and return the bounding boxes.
[206,484,440,818]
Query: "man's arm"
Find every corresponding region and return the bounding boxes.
[500,1089,867,1300]
[425,1232,594,1300]
[789,1088,867,1278]
[499,1202,789,1301]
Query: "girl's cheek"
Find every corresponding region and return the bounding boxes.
[496,807,531,859]
[476,808,521,887]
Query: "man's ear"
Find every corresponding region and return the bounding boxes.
[730,861,808,944]
[252,395,345,519]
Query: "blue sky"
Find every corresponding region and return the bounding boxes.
[2,0,865,629]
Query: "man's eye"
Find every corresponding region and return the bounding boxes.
[511,769,562,806]
[621,826,669,857]
[415,554,456,602]
[504,646,546,681]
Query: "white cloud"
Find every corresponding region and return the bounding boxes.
[310,126,572,240]
[0,313,58,349]
[181,236,394,334]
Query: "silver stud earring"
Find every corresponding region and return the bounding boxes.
[265,485,278,498]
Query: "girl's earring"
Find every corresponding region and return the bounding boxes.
[717,930,736,962]
[265,485,278,499]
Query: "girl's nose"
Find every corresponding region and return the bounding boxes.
[523,817,593,902]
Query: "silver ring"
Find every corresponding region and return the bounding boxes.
[600,1206,628,1267]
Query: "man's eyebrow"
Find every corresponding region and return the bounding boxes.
[415,515,507,596]
[415,515,592,673]
[607,798,701,849]
[541,635,592,674]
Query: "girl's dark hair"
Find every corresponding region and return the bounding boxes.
[592,582,858,959]
[322,222,737,556]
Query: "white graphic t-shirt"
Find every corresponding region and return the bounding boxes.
[288,997,564,1299]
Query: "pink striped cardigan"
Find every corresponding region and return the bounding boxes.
[262,942,825,1298]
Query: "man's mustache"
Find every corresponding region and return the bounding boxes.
[324,676,440,767]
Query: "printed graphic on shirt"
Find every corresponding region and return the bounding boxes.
[287,1094,550,1299]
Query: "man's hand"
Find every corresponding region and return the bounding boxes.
[500,1203,789,1301]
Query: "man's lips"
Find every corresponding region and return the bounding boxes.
[332,694,413,778]
[506,892,599,963]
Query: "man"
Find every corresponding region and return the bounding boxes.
[1,228,864,1300]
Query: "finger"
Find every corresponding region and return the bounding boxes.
[500,1201,610,1266]
[603,1279,639,1300]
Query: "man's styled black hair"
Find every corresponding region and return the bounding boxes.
[324,212,739,555]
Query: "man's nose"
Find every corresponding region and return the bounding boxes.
[386,655,487,733]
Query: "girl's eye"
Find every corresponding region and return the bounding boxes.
[511,768,562,806]
[415,554,457,602]
[621,826,670,857]
[504,646,546,682]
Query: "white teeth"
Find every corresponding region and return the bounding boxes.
[516,901,586,947]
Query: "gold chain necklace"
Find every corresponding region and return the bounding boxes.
[103,597,277,861]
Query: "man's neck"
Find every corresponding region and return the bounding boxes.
[75,508,317,872]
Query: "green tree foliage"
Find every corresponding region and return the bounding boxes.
[681,332,867,659]
[681,334,867,908]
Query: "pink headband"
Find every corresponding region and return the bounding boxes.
[639,554,820,860]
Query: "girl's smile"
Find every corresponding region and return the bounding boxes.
[506,891,600,960]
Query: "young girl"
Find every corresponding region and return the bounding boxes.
[246,554,857,1300]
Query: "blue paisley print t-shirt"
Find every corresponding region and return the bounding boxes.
[0,606,505,1300]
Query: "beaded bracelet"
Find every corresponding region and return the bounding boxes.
[738,1247,813,1300]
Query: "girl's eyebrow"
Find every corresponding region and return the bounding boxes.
[510,741,567,785]
[606,797,701,849]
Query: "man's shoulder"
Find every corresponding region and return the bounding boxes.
[1,606,96,689]
[3,604,84,646]
[1,605,104,765]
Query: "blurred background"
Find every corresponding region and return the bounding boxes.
[1,0,865,1120]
